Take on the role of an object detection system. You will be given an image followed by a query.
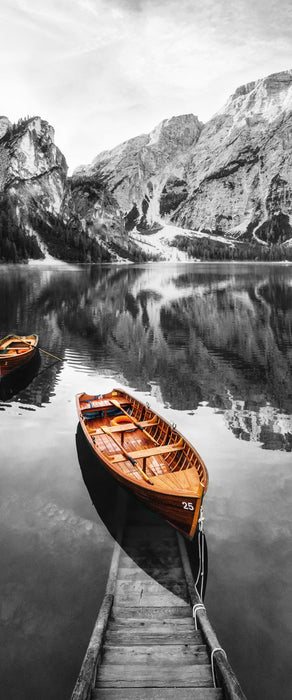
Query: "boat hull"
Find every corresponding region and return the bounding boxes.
[76,389,208,539]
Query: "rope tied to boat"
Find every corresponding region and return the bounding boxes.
[198,505,204,531]
[195,506,206,598]
[192,603,206,630]
[211,647,227,687]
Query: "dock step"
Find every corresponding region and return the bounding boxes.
[118,565,184,581]
[102,643,209,665]
[114,580,189,607]
[95,662,214,686]
[105,631,204,646]
[111,605,191,619]
[107,619,197,632]
[92,689,224,699]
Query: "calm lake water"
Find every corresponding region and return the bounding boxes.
[0,261,291,700]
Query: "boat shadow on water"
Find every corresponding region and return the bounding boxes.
[0,350,41,401]
[76,423,208,601]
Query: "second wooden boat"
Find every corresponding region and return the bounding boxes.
[0,334,38,375]
[76,388,208,539]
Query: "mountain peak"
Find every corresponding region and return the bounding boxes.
[223,68,292,123]
[233,69,292,100]
[148,114,202,149]
[262,68,292,89]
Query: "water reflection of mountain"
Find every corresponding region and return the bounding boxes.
[1,264,291,447]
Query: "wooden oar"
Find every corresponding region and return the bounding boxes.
[39,348,63,362]
[110,398,159,445]
[101,426,154,485]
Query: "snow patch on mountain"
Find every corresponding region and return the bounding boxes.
[129,224,192,261]
[129,223,235,262]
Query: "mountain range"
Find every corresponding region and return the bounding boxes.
[1,69,292,263]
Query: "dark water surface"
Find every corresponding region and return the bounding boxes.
[0,262,291,699]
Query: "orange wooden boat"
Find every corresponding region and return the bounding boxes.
[0,334,38,375]
[76,388,208,539]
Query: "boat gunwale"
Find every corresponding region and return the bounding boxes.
[0,333,38,356]
[76,389,209,498]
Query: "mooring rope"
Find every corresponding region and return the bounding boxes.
[195,506,206,598]
[192,603,206,630]
[195,531,205,595]
[211,647,227,687]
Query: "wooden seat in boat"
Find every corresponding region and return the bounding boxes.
[80,398,130,412]
[88,418,159,435]
[108,438,184,465]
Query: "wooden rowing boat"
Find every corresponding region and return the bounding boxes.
[76,388,209,539]
[0,334,38,375]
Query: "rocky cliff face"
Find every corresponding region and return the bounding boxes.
[74,114,203,232]
[0,116,67,216]
[0,117,68,260]
[173,70,292,244]
[60,173,133,261]
[0,117,128,262]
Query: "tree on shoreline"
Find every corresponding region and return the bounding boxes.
[170,234,292,262]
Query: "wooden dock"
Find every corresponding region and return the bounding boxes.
[71,496,246,700]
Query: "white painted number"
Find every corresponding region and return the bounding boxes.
[182,501,194,510]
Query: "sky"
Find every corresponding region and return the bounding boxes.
[0,0,292,172]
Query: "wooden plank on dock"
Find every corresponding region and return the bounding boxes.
[92,689,224,700]
[96,663,213,686]
[119,552,183,569]
[102,643,209,665]
[107,619,197,632]
[114,580,189,607]
[118,565,184,581]
[104,630,204,646]
[111,605,191,619]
